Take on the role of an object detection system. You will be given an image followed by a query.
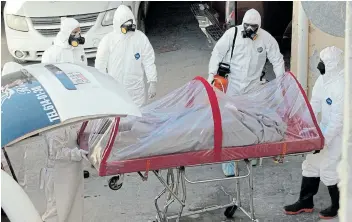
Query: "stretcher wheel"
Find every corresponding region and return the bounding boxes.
[108,175,123,190]
[224,205,237,218]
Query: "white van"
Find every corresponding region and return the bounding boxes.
[3,1,149,63]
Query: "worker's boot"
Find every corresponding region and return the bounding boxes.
[284,176,320,215]
[319,184,339,219]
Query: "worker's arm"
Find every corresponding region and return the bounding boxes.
[45,127,88,162]
[94,36,110,74]
[208,27,234,82]
[41,47,57,64]
[141,34,157,83]
[79,47,88,66]
[265,34,285,77]
[310,76,322,119]
[323,88,344,147]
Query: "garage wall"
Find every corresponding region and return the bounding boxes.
[290,1,345,98]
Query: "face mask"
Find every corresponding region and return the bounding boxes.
[242,23,259,40]
[68,33,85,47]
[317,60,325,75]
[120,19,136,34]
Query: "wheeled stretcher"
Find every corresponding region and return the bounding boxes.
[78,72,324,222]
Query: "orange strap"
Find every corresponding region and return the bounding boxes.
[274,143,287,163]
[281,143,287,156]
[143,160,151,181]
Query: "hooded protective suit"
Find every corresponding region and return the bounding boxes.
[95,5,157,108]
[208,9,285,96]
[41,126,88,222]
[302,46,344,186]
[41,18,87,65]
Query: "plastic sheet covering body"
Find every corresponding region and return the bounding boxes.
[79,72,324,176]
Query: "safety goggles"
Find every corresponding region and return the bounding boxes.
[243,23,259,32]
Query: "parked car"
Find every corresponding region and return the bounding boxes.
[3,1,149,63]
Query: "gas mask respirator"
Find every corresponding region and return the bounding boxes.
[121,19,136,34]
[68,33,85,47]
[242,23,259,40]
[317,59,325,75]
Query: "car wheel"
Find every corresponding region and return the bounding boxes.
[137,7,146,34]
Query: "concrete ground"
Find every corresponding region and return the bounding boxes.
[1,1,338,222]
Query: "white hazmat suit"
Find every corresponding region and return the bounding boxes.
[284,46,344,218]
[208,9,285,96]
[95,5,157,108]
[41,18,87,65]
[302,46,344,186]
[41,126,88,222]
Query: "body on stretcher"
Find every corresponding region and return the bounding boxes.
[80,72,322,175]
[77,72,324,222]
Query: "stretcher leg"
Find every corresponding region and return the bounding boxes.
[235,161,241,207]
[151,161,258,222]
[153,168,186,222]
[177,167,187,221]
[154,184,167,221]
[163,169,175,216]
[248,161,256,220]
[224,160,258,221]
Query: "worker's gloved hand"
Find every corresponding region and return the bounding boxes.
[207,74,214,84]
[55,147,89,162]
[148,81,157,99]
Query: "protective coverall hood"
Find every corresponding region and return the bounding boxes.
[53,18,80,48]
[242,9,261,28]
[113,5,136,34]
[319,46,344,83]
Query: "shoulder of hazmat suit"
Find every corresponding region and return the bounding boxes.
[140,31,157,83]
[42,18,87,65]
[313,46,344,147]
[208,26,235,81]
[260,29,285,77]
[95,34,110,74]
[95,5,157,107]
[310,75,323,119]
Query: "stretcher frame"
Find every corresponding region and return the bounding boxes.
[150,159,256,222]
[77,73,324,221]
